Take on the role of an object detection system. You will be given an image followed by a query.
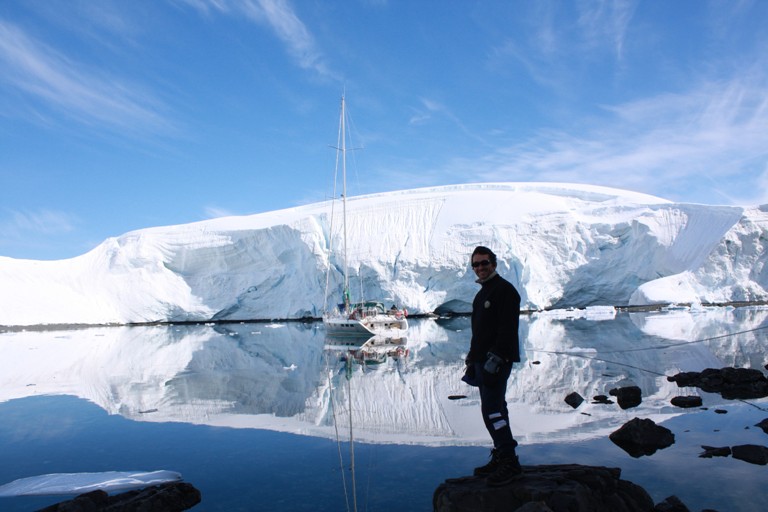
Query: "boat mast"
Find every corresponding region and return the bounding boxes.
[340,95,350,313]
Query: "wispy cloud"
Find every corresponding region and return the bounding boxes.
[0,20,174,137]
[401,73,768,206]
[245,0,330,77]
[410,97,491,147]
[182,0,334,80]
[576,0,637,61]
[1,209,77,236]
[491,0,637,88]
[466,1,768,205]
[510,0,634,63]
[204,206,237,219]
[408,98,444,125]
[0,209,85,260]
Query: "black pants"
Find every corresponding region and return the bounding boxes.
[473,361,518,457]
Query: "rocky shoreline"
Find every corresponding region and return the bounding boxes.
[434,464,682,512]
[36,482,201,512]
[435,366,768,512]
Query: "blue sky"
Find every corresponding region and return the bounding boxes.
[1,0,767,260]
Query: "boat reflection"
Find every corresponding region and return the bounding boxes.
[325,334,409,366]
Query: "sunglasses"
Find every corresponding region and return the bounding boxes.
[471,259,492,268]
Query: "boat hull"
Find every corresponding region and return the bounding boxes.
[323,314,408,338]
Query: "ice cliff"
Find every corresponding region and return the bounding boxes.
[1,182,766,326]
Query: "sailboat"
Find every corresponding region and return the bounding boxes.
[322,95,408,338]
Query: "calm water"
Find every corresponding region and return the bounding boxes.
[1,307,768,511]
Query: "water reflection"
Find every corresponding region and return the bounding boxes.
[1,306,767,447]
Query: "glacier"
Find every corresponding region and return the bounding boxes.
[1,182,766,327]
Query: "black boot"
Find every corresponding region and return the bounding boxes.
[473,449,500,476]
[486,452,522,487]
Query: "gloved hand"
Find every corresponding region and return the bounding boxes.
[483,352,504,374]
[461,361,478,387]
[481,352,505,386]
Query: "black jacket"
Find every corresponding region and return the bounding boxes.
[469,273,521,363]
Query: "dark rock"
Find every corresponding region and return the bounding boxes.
[699,445,732,458]
[433,464,657,512]
[755,418,768,434]
[667,367,768,400]
[667,371,699,387]
[515,502,554,512]
[564,392,584,409]
[609,386,642,409]
[653,495,690,512]
[731,444,768,465]
[670,396,702,408]
[37,490,110,511]
[36,482,201,512]
[713,409,727,414]
[609,418,675,458]
[592,395,614,405]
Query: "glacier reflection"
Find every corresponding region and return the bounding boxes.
[1,306,767,446]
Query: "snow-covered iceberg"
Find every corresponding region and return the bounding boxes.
[1,182,766,326]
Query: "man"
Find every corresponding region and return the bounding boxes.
[464,245,522,486]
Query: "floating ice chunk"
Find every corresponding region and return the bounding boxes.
[585,306,617,320]
[0,470,182,497]
[537,308,585,320]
